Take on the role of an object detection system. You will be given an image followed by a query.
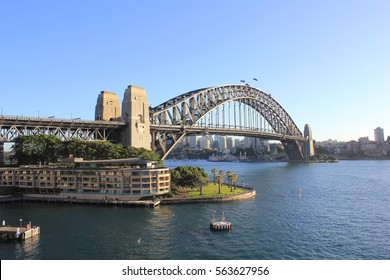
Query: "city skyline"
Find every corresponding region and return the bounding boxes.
[1,1,389,142]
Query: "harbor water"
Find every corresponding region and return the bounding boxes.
[1,160,390,260]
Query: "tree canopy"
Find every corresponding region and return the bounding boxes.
[170,166,209,189]
[11,135,161,164]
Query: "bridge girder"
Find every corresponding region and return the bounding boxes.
[150,84,306,160]
[0,116,124,142]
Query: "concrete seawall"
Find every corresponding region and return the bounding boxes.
[1,187,256,206]
[161,187,256,205]
[15,194,159,207]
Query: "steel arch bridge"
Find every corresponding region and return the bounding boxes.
[150,84,307,160]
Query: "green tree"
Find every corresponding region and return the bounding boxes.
[125,146,161,162]
[217,170,225,194]
[11,134,61,165]
[211,168,218,185]
[216,175,222,194]
[11,135,161,164]
[226,171,232,189]
[170,166,209,190]
[230,173,238,191]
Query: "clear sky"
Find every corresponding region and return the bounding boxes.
[1,0,389,142]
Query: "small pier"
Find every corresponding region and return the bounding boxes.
[1,221,40,241]
[210,211,232,231]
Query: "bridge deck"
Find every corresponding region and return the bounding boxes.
[0,115,126,129]
[150,124,306,142]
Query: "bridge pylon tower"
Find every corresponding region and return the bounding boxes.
[121,85,150,149]
[95,91,121,121]
[304,124,315,159]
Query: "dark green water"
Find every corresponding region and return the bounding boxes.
[1,160,389,260]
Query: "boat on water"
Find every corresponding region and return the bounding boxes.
[207,155,238,162]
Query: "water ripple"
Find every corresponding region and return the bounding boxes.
[1,160,390,259]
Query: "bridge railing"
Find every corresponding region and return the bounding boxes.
[0,115,125,126]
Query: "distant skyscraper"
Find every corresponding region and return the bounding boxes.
[199,135,211,149]
[187,135,198,148]
[374,127,384,144]
[226,137,234,150]
[304,124,315,159]
[218,136,227,151]
[243,137,254,149]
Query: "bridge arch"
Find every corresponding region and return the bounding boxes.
[150,84,306,160]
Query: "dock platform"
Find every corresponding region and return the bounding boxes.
[0,225,40,241]
[210,220,232,231]
[210,211,232,231]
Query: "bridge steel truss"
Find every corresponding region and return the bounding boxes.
[0,116,125,143]
[150,84,307,160]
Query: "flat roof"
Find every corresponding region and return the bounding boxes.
[62,158,156,164]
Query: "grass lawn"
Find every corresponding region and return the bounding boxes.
[178,182,244,198]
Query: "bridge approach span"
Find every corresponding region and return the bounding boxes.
[0,116,125,142]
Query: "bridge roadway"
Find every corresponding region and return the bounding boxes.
[149,124,307,142]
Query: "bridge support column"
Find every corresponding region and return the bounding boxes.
[0,142,4,165]
[304,124,315,159]
[121,85,151,149]
[282,140,304,161]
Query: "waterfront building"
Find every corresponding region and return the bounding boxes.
[0,158,170,201]
[346,141,358,153]
[374,127,385,144]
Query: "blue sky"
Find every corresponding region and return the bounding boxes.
[1,0,389,142]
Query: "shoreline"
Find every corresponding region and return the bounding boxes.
[161,186,256,205]
[0,186,256,207]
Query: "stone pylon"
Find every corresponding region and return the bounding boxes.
[304,124,315,159]
[121,85,150,149]
[95,91,120,121]
[0,142,4,164]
